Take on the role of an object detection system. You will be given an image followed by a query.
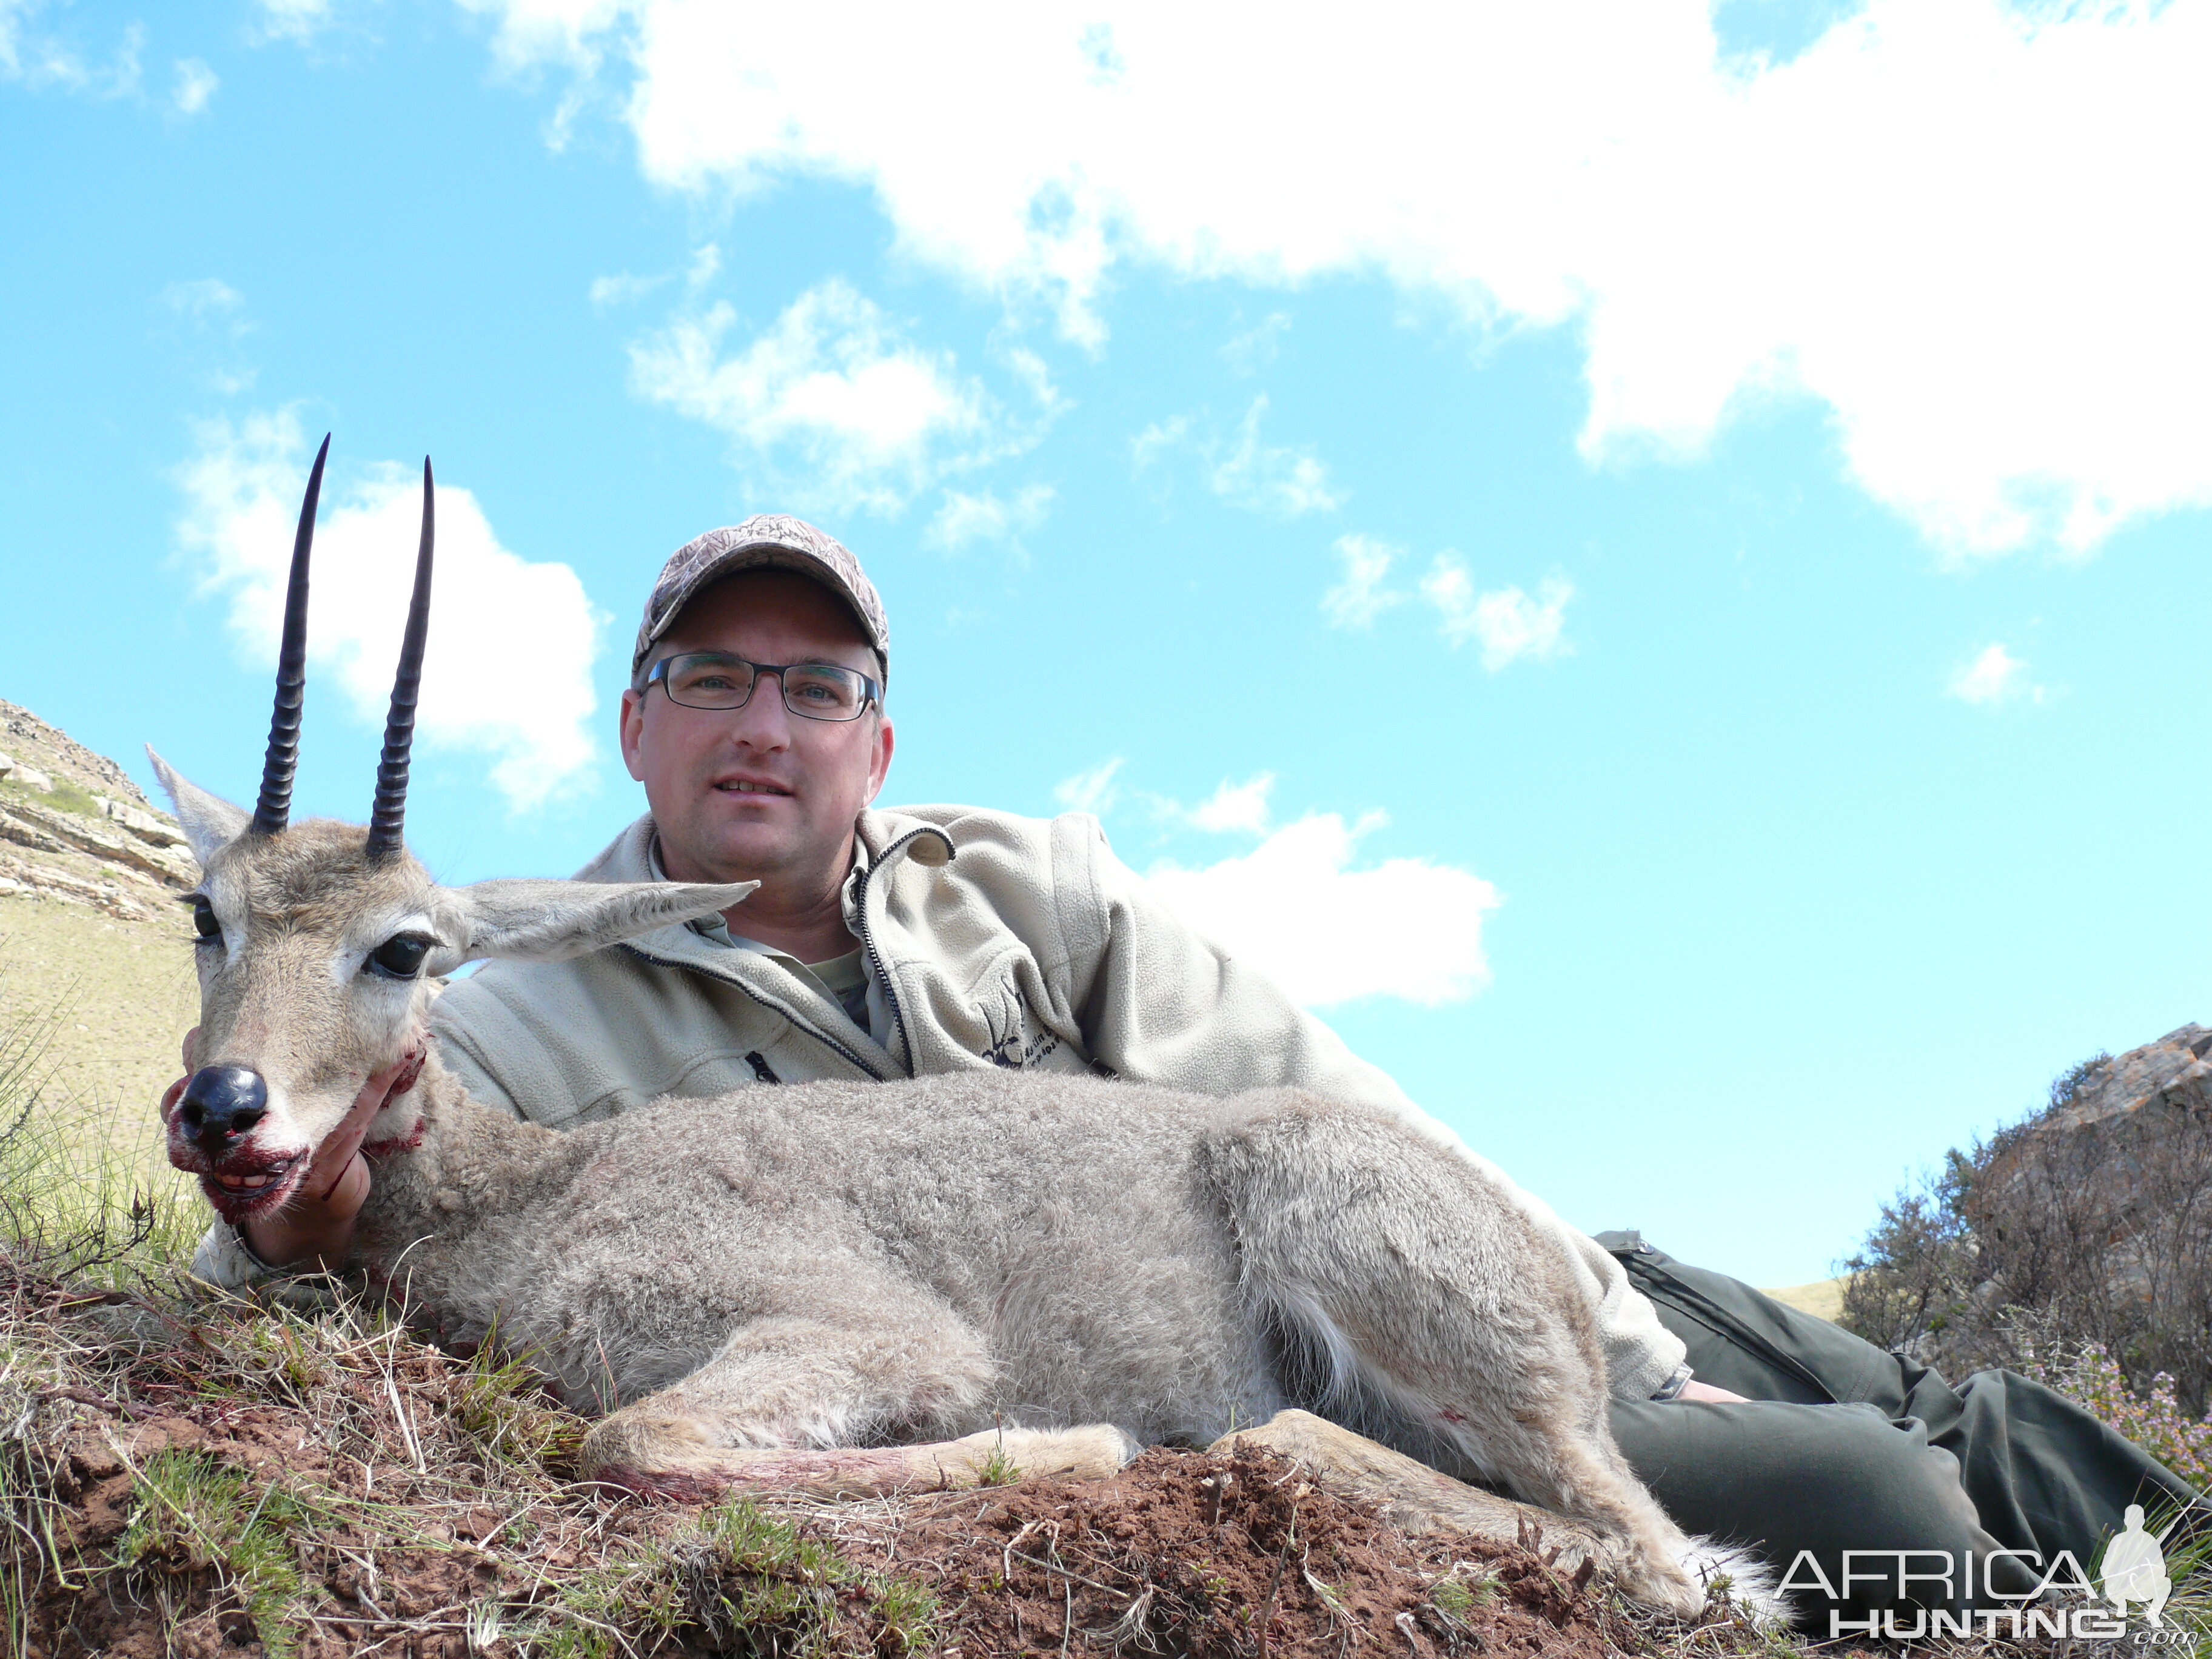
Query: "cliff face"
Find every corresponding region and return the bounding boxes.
[0,700,196,920]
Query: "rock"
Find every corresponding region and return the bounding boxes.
[2040,1026,2212,1134]
[0,752,56,793]
[1,796,190,886]
[92,795,189,850]
[1206,1410,1614,1576]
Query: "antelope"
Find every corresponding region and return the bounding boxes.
[153,442,1772,1623]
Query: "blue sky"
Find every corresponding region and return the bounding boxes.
[5,0,2210,1285]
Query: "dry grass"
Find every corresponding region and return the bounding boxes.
[0,895,196,1161]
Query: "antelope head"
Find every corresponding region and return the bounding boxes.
[152,438,754,1224]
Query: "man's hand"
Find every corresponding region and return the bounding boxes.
[1678,1379,1751,1404]
[164,1027,411,1273]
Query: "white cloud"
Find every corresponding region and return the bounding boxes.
[0,4,141,95]
[1187,773,1275,835]
[1130,414,1193,476]
[1133,398,1341,517]
[472,0,2212,558]
[1322,533,1408,630]
[1421,560,1574,671]
[250,0,336,44]
[1054,756,1124,814]
[1210,397,1341,517]
[589,271,660,309]
[159,279,256,394]
[169,56,216,114]
[1221,310,1290,375]
[627,278,1007,513]
[589,243,720,310]
[161,278,244,323]
[1003,347,1068,420]
[1145,813,1500,1008]
[175,409,605,813]
[927,483,1055,552]
[1947,642,2045,707]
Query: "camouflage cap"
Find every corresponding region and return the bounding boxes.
[633,515,890,687]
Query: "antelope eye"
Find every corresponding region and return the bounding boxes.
[366,934,433,980]
[191,898,221,942]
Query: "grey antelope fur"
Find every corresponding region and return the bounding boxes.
[153,443,1774,1623]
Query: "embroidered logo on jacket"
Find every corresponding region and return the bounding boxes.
[977,979,1063,1070]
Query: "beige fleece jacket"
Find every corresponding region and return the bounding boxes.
[195,804,1685,1399]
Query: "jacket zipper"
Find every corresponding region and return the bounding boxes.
[618,940,892,1081]
[847,826,953,1078]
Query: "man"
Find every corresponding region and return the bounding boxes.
[187,515,2199,1629]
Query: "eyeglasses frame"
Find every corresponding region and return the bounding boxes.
[645,649,883,722]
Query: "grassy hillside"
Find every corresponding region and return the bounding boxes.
[0,892,195,1153]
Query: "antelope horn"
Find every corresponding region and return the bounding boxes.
[364,458,434,863]
[250,434,329,837]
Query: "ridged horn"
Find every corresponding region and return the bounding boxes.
[363,458,434,863]
[250,434,329,837]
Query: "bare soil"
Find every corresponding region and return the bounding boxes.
[823,1445,1638,1659]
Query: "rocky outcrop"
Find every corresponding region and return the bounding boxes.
[1976,1025,2212,1217]
[2036,1026,2212,1135]
[0,699,159,809]
[0,700,193,921]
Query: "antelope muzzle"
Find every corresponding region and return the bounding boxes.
[167,1064,306,1218]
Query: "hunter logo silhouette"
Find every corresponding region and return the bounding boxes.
[2099,1503,2176,1627]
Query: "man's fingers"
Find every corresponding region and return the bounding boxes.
[159,1075,187,1128]
[179,1025,199,1071]
[309,1150,367,1207]
[1677,1380,1752,1405]
[304,1048,420,1200]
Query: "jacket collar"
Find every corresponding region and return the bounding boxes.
[856,808,956,870]
[573,809,953,968]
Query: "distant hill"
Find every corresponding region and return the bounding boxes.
[0,700,196,1139]
[1759,1277,1847,1323]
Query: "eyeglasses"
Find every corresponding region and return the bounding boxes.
[647,651,882,722]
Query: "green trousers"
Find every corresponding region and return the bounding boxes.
[1597,1233,2205,1631]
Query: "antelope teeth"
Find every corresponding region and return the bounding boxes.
[212,1159,296,1193]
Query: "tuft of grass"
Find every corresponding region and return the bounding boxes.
[1429,1561,1499,1623]
[539,1495,939,1659]
[116,1447,307,1657]
[974,1438,1022,1487]
[0,774,104,820]
[451,1315,588,1472]
[45,779,104,819]
[0,982,203,1285]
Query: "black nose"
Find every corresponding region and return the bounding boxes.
[176,1065,269,1156]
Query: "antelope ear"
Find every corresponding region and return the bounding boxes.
[437,877,760,967]
[147,746,249,866]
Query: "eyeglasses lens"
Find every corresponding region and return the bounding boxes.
[662,654,866,720]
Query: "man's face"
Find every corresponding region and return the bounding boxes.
[620,571,893,888]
